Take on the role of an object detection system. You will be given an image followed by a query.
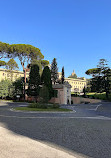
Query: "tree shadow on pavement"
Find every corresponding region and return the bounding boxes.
[0,102,111,158]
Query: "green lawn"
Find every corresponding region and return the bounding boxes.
[14,107,72,112]
[86,92,111,101]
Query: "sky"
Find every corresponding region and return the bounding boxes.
[0,0,111,78]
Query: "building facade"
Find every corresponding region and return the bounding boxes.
[65,77,86,93]
[0,68,29,82]
[49,82,72,104]
[0,68,87,93]
[58,71,87,93]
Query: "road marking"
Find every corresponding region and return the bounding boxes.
[89,104,102,111]
[0,114,111,120]
[9,108,76,113]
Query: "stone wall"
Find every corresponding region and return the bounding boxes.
[71,97,101,104]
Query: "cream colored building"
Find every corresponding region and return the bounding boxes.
[0,68,87,93]
[65,77,86,93]
[0,68,29,82]
[58,71,87,93]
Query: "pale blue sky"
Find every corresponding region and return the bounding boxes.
[0,0,111,78]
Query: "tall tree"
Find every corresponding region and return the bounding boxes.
[0,60,6,67]
[0,42,13,59]
[51,58,58,84]
[9,43,44,100]
[85,59,111,98]
[6,59,19,81]
[31,59,49,75]
[28,64,40,96]
[6,58,19,70]
[61,66,65,84]
[41,66,53,99]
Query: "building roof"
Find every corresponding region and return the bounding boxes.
[0,68,29,74]
[53,82,71,89]
[65,77,86,81]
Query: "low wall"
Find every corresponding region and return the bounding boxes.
[49,97,60,104]
[71,97,101,104]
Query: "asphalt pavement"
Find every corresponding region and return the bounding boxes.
[0,101,111,158]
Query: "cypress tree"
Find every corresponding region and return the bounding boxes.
[51,58,58,84]
[28,64,40,96]
[61,66,65,84]
[41,66,53,99]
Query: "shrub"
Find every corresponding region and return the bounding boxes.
[28,103,47,109]
[39,86,49,103]
[52,104,60,109]
[28,103,60,109]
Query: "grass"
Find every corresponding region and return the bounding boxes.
[86,92,111,101]
[0,99,13,102]
[14,107,72,112]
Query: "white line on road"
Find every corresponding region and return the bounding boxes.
[0,114,111,120]
[89,104,102,111]
[9,108,76,113]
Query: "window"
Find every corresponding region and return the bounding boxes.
[3,73,4,76]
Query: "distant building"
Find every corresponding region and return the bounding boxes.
[65,77,86,93]
[0,68,87,93]
[58,70,87,93]
[50,82,72,104]
[0,68,29,82]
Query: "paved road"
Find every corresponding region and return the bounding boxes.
[0,101,111,158]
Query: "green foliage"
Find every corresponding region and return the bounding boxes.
[83,86,86,96]
[52,104,60,109]
[6,59,19,70]
[0,79,12,98]
[53,89,58,98]
[28,103,60,109]
[68,73,77,79]
[0,42,44,71]
[6,59,19,81]
[28,64,40,96]
[86,59,111,99]
[51,58,58,84]
[41,60,49,68]
[13,78,24,96]
[28,103,47,109]
[85,68,101,76]
[10,43,44,60]
[0,60,6,67]
[61,66,65,84]
[31,59,42,74]
[41,66,53,99]
[0,42,12,59]
[39,86,49,103]
[14,105,72,112]
[86,92,108,100]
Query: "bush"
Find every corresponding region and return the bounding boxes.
[39,86,49,103]
[85,101,90,104]
[28,103,47,109]
[28,103,60,109]
[52,104,60,109]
